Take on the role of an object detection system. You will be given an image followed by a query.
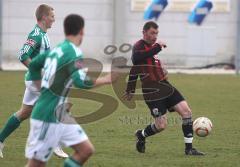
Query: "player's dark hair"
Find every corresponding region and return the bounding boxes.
[64,14,85,36]
[143,21,158,31]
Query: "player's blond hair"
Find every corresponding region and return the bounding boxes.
[35,4,54,21]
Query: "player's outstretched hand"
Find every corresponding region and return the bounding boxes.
[110,72,120,83]
[94,72,120,87]
[122,92,134,101]
[157,41,167,48]
[102,72,120,84]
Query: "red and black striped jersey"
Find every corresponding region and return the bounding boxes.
[126,39,168,93]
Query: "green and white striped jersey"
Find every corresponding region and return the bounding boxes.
[18,24,50,81]
[28,39,94,122]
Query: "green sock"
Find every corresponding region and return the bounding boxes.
[64,157,82,167]
[0,114,21,143]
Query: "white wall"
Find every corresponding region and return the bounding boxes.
[2,0,114,69]
[1,0,238,69]
[121,0,237,67]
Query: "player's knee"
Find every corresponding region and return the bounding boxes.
[175,101,192,118]
[177,106,192,118]
[155,114,168,131]
[155,120,167,131]
[16,106,33,120]
[181,109,192,118]
[75,142,95,158]
[159,122,167,130]
[85,143,95,157]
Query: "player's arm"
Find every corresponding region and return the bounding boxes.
[71,69,118,89]
[69,58,94,89]
[93,72,118,88]
[70,58,119,89]
[71,69,94,89]
[21,58,31,67]
[132,43,161,64]
[28,52,48,81]
[123,65,139,101]
[18,37,40,67]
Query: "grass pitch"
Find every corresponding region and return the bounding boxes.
[0,71,240,167]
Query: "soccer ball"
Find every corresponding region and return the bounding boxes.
[193,117,213,137]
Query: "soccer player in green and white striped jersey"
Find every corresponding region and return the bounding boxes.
[0,4,68,158]
[25,14,117,167]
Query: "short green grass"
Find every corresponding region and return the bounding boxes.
[0,71,240,166]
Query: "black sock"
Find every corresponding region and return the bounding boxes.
[182,117,193,150]
[185,143,193,150]
[142,123,159,138]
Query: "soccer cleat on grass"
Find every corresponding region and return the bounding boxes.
[185,148,205,156]
[135,130,146,153]
[53,147,69,158]
[0,142,4,158]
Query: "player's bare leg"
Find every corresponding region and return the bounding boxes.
[16,104,33,120]
[26,158,46,167]
[64,140,95,166]
[174,100,205,155]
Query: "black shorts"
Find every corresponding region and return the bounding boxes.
[144,80,185,118]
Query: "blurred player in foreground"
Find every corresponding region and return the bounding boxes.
[25,14,118,167]
[0,4,68,158]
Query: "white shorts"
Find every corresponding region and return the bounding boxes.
[25,119,88,162]
[22,81,40,106]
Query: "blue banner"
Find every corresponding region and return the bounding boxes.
[144,0,168,20]
[188,0,213,25]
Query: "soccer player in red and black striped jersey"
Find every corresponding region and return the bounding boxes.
[123,21,204,155]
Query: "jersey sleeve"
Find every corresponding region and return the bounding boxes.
[71,69,94,89]
[126,65,139,93]
[132,41,162,65]
[28,52,48,80]
[18,35,41,62]
[66,46,94,89]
